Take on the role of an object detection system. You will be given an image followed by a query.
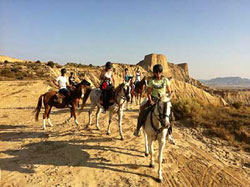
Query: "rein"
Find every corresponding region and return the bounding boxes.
[149,101,171,140]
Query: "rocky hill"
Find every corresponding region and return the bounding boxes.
[1,54,249,106]
[201,77,250,85]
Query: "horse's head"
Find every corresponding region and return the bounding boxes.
[80,79,91,87]
[116,82,131,102]
[123,82,131,102]
[154,93,172,127]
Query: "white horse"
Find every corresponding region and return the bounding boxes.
[86,83,131,140]
[142,93,172,183]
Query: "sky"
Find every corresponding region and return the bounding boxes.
[0,0,249,79]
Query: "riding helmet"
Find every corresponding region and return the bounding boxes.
[61,68,67,74]
[153,64,163,73]
[105,61,112,69]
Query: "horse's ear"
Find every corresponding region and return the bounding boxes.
[158,93,162,98]
[168,77,172,81]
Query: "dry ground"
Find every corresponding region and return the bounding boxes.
[0,80,249,187]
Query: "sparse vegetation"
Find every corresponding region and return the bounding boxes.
[47,61,55,68]
[232,102,242,109]
[173,98,250,150]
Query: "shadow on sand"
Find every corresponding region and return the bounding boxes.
[0,139,155,180]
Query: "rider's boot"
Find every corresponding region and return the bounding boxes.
[133,103,149,137]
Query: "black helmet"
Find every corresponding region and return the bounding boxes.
[70,72,74,75]
[125,68,128,71]
[61,68,67,74]
[105,61,112,69]
[153,64,163,73]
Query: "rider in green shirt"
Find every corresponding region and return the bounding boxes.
[133,64,175,144]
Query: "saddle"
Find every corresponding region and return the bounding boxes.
[99,89,116,106]
[54,93,65,104]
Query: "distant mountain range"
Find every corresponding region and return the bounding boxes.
[199,77,250,85]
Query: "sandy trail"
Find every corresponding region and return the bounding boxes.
[0,80,249,187]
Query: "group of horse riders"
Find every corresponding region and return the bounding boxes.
[52,62,175,144]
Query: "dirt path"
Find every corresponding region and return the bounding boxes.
[0,80,249,187]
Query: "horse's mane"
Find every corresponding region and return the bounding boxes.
[115,83,125,94]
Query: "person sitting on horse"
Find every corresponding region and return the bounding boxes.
[53,68,73,108]
[133,64,175,144]
[69,72,77,86]
[124,68,133,83]
[134,68,141,86]
[99,61,116,113]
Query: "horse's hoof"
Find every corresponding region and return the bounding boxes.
[120,137,124,141]
[145,153,149,157]
[149,163,155,168]
[156,178,163,183]
[107,132,110,135]
[96,126,100,130]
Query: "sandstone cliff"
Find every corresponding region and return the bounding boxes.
[1,54,248,106]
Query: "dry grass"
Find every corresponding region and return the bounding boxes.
[172,99,250,151]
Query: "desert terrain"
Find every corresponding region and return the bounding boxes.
[0,79,249,187]
[0,54,250,186]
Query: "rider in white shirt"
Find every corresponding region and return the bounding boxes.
[53,68,72,107]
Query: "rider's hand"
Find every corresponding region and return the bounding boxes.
[149,100,155,105]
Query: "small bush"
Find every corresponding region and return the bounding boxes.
[4,60,8,64]
[36,60,41,64]
[172,98,202,120]
[47,61,55,68]
[232,102,242,109]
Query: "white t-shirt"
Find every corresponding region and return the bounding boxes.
[56,76,68,89]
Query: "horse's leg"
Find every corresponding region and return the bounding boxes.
[118,108,124,140]
[47,106,53,127]
[42,105,49,130]
[96,106,101,130]
[86,103,95,128]
[158,134,166,183]
[107,108,114,135]
[149,137,155,168]
[71,104,79,127]
[144,130,149,157]
[64,110,72,124]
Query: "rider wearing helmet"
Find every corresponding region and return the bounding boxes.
[124,68,133,83]
[133,64,175,144]
[99,62,116,113]
[69,72,76,86]
[53,68,72,107]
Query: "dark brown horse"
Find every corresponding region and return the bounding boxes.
[35,79,90,130]
[131,76,147,106]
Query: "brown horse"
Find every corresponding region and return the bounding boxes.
[35,79,91,130]
[131,76,147,106]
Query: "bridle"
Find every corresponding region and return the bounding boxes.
[150,99,171,138]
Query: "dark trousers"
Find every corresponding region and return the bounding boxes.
[102,90,110,110]
[59,88,72,104]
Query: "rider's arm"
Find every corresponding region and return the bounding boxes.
[147,87,154,105]
[53,79,59,88]
[166,79,171,94]
[112,73,115,87]
[99,70,105,81]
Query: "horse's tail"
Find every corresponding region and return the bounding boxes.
[35,94,44,121]
[81,88,92,109]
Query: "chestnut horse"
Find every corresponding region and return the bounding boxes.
[131,76,147,106]
[35,79,90,130]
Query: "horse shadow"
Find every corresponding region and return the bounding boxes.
[0,131,49,141]
[0,140,155,180]
[0,124,27,130]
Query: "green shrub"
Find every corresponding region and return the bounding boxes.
[232,102,242,109]
[172,98,202,119]
[47,61,55,68]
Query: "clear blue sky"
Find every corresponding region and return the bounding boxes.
[0,0,249,79]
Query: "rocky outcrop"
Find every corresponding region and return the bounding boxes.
[137,54,170,74]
